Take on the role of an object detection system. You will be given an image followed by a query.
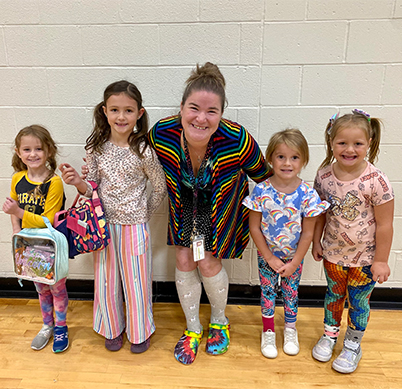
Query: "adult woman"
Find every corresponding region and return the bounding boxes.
[149,62,271,364]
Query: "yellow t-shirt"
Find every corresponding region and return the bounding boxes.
[10,171,64,228]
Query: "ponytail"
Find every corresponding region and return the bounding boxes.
[319,122,335,169]
[367,118,382,164]
[85,101,111,154]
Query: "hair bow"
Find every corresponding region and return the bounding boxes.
[352,109,371,122]
[327,112,340,135]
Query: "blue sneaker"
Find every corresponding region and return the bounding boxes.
[52,326,69,353]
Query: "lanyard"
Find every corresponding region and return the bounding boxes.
[182,131,213,239]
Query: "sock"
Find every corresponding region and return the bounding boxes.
[284,321,296,330]
[344,326,364,352]
[284,311,297,329]
[201,266,229,325]
[175,268,202,333]
[323,323,340,344]
[262,315,275,332]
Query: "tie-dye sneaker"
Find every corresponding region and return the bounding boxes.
[174,328,203,365]
[205,321,230,355]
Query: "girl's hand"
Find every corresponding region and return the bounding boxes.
[312,242,324,262]
[2,197,20,215]
[371,262,391,284]
[59,163,82,186]
[265,256,284,272]
[81,157,88,180]
[277,262,298,278]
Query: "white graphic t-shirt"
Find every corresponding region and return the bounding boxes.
[243,179,329,259]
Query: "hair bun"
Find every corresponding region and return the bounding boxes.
[182,62,227,110]
[191,62,225,88]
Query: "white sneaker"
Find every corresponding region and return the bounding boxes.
[332,346,362,374]
[312,335,337,362]
[31,324,54,351]
[261,330,277,359]
[283,328,299,356]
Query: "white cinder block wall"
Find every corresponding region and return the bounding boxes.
[0,0,401,288]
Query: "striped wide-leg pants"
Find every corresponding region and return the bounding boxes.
[93,223,155,344]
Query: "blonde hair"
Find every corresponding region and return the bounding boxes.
[320,111,381,169]
[12,125,58,196]
[265,128,309,168]
[182,62,226,111]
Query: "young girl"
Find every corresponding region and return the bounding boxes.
[243,129,329,359]
[312,109,394,374]
[2,125,68,353]
[60,80,166,353]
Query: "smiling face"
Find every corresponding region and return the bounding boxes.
[269,143,304,184]
[16,135,48,173]
[103,93,144,143]
[331,125,370,172]
[180,90,223,147]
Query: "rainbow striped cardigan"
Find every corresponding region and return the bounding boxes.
[149,115,271,259]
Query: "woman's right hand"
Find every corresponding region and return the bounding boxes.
[312,242,324,262]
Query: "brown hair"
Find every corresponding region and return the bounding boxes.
[85,80,149,157]
[182,62,226,111]
[12,125,58,196]
[320,111,381,169]
[265,128,309,168]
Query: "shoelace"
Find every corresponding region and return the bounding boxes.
[54,333,65,342]
[284,330,297,344]
[262,331,275,347]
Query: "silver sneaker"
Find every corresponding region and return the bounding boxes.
[283,328,299,356]
[312,335,336,362]
[31,324,54,351]
[332,346,362,374]
[261,330,277,359]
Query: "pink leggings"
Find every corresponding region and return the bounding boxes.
[34,277,68,327]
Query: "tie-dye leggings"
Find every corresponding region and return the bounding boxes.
[323,259,376,331]
[34,277,68,327]
[258,254,303,324]
[93,223,154,344]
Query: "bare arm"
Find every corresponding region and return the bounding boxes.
[249,210,284,272]
[278,216,317,278]
[371,199,394,284]
[312,213,326,262]
[11,214,22,234]
[143,147,167,219]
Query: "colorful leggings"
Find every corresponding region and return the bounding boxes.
[323,259,376,331]
[93,223,154,344]
[258,254,303,323]
[34,277,68,327]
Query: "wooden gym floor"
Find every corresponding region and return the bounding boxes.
[0,299,401,389]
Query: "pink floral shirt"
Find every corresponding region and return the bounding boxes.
[85,141,167,225]
[314,162,394,267]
